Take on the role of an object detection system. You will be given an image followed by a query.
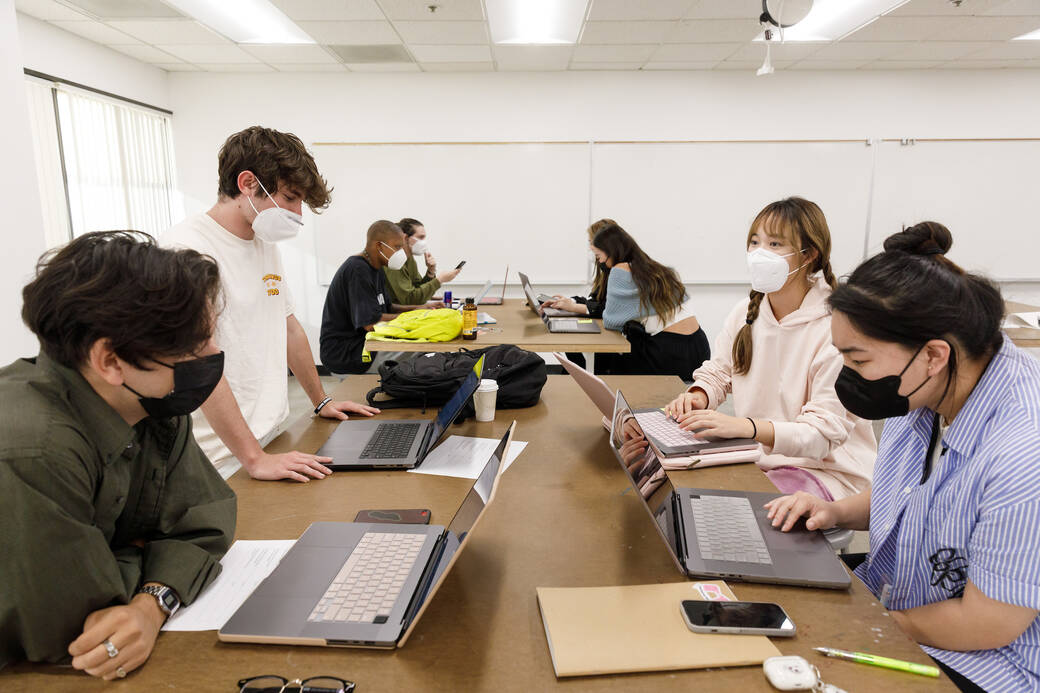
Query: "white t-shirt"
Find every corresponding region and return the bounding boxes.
[162,213,294,471]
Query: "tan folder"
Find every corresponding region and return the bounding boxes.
[536,581,782,677]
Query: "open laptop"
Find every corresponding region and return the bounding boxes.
[518,271,600,334]
[554,352,756,456]
[609,390,850,589]
[219,423,516,649]
[470,280,497,324]
[316,355,484,470]
[478,265,508,305]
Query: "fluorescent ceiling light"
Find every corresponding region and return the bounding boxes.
[162,0,314,44]
[756,0,911,43]
[1012,28,1040,40]
[486,0,588,45]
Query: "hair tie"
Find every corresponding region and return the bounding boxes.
[921,246,945,256]
[745,317,754,325]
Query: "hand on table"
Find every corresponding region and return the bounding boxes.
[317,399,381,421]
[69,596,164,680]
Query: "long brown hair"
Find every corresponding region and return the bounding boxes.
[732,197,837,375]
[588,218,617,302]
[591,224,686,324]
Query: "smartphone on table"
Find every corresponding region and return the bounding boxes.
[680,600,796,637]
[353,509,431,524]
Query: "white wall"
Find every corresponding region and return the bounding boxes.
[1,0,46,362]
[17,12,170,110]
[168,69,1040,361]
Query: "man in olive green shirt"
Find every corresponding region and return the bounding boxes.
[383,218,461,305]
[0,231,236,680]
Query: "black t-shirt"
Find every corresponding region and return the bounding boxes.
[319,255,393,373]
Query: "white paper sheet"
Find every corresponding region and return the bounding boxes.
[162,540,295,632]
[408,435,527,480]
[1003,311,1040,329]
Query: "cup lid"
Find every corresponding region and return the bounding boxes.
[477,378,499,391]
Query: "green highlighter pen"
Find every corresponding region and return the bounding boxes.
[814,647,940,677]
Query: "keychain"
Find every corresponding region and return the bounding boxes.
[763,656,848,693]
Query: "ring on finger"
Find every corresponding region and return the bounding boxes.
[116,666,127,679]
[103,639,119,658]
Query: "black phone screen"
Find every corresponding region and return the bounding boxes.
[455,260,466,270]
[681,600,788,629]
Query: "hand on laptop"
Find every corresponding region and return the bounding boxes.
[317,399,381,421]
[246,451,333,482]
[675,410,752,440]
[765,491,839,532]
[542,295,585,314]
[665,389,708,418]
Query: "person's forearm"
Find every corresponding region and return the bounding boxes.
[199,377,263,467]
[391,304,425,313]
[287,316,326,407]
[747,418,775,447]
[832,489,871,530]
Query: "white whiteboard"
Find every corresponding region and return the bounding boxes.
[312,142,591,286]
[869,140,1040,279]
[590,141,876,282]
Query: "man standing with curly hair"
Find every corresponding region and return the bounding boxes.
[164,126,379,482]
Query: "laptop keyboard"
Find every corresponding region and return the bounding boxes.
[359,423,422,459]
[635,411,708,448]
[307,532,427,624]
[689,495,772,565]
[550,319,578,330]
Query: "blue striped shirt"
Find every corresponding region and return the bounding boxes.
[856,336,1040,692]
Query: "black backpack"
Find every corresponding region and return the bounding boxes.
[365,344,547,419]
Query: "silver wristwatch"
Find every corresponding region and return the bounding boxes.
[137,584,181,618]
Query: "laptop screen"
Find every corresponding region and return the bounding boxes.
[422,354,485,458]
[517,272,543,317]
[473,279,494,304]
[446,426,509,541]
[609,390,684,571]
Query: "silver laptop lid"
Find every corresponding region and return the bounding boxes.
[609,390,685,574]
[517,272,543,317]
[472,279,494,305]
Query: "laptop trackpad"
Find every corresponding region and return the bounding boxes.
[256,547,347,596]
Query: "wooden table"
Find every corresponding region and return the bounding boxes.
[3,376,951,692]
[365,298,630,353]
[1005,300,1040,348]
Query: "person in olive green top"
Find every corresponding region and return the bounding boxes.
[383,218,462,305]
[0,231,236,680]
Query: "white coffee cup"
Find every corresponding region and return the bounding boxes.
[474,379,499,422]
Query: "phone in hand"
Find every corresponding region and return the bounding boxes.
[455,260,466,270]
[680,600,796,637]
[354,509,431,525]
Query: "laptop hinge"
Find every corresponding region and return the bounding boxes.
[400,531,448,629]
[416,423,434,461]
[672,493,689,563]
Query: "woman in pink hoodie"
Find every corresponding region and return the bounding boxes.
[665,197,875,500]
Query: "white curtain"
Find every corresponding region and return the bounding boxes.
[23,78,71,249]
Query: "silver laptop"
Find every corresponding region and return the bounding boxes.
[555,352,757,456]
[316,355,484,470]
[518,271,600,334]
[219,423,516,649]
[609,390,850,590]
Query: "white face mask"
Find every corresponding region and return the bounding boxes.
[746,247,808,294]
[380,241,407,271]
[246,177,303,243]
[411,238,429,255]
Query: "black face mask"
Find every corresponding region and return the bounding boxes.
[834,344,931,420]
[123,352,224,419]
[598,261,610,274]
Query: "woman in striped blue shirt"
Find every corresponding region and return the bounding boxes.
[766,223,1040,693]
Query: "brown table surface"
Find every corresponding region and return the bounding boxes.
[4,375,951,692]
[1006,300,1040,348]
[365,298,630,353]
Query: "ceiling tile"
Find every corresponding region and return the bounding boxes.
[667,18,762,43]
[409,44,491,61]
[886,41,999,60]
[61,0,182,19]
[109,43,184,62]
[107,19,229,44]
[809,41,909,60]
[589,0,697,21]
[642,60,720,69]
[421,61,494,71]
[963,40,1040,58]
[569,61,647,70]
[789,59,873,69]
[862,60,944,69]
[156,63,200,71]
[937,15,1040,40]
[273,62,349,71]
[580,21,677,44]
[329,44,413,61]
[493,45,573,70]
[844,15,960,41]
[297,20,400,44]
[889,0,1012,16]
[156,44,262,63]
[714,60,793,70]
[982,0,1040,15]
[726,41,822,61]
[269,0,385,21]
[393,20,488,44]
[685,0,762,20]
[377,0,485,21]
[15,0,91,21]
[651,42,741,61]
[242,44,339,63]
[197,63,275,72]
[572,44,658,62]
[51,19,141,44]
[344,62,421,71]
[937,58,1039,67]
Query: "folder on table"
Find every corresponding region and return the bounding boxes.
[536,581,781,678]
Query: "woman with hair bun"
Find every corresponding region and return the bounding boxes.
[665,197,876,501]
[767,222,1040,693]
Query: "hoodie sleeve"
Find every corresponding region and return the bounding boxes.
[686,300,744,410]
[768,341,856,460]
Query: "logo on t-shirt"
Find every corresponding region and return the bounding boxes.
[262,273,282,296]
[928,548,968,598]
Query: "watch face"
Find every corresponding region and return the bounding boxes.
[160,591,178,609]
